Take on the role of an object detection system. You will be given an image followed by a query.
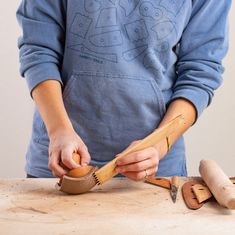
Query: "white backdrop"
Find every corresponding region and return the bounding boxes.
[0,1,234,177]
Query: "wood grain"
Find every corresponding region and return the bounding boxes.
[1,178,235,235]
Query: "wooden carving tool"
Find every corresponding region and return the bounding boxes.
[57,115,184,194]
[199,159,235,209]
[93,115,185,185]
[170,176,180,203]
[145,177,171,189]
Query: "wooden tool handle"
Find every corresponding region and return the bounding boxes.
[145,178,171,189]
[199,159,235,209]
[171,176,180,188]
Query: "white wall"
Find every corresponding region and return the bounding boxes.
[0,1,234,177]
[0,1,33,177]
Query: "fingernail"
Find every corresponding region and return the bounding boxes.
[81,162,88,166]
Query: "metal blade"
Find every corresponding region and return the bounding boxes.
[170,186,178,203]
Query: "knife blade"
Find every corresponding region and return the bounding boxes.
[170,176,180,203]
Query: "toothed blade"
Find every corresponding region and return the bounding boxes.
[92,172,101,185]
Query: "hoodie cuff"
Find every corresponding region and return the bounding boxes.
[24,63,63,97]
[170,86,210,121]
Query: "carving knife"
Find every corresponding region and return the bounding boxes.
[170,176,180,203]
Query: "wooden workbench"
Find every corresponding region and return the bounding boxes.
[0,178,235,235]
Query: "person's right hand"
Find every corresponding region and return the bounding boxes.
[48,128,91,178]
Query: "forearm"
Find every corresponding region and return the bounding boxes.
[32,79,90,176]
[32,80,73,137]
[156,98,197,159]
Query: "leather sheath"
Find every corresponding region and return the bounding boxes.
[182,181,204,210]
[56,167,98,194]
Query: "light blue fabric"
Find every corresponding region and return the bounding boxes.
[17,0,231,177]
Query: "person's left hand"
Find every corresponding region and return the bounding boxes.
[115,140,161,181]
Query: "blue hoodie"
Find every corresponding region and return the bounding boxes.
[17,0,231,177]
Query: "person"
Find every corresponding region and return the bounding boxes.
[16,0,231,179]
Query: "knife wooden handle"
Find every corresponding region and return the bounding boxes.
[199,159,235,209]
[145,177,171,189]
[171,176,180,189]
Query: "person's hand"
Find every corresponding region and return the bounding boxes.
[115,140,161,181]
[48,128,91,177]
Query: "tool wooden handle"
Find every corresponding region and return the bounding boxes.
[199,159,235,209]
[171,176,180,188]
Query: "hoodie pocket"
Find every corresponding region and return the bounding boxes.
[62,71,166,162]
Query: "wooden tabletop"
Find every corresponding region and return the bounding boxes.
[0,178,235,235]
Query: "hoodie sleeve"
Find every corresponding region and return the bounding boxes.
[16,0,67,96]
[171,0,231,119]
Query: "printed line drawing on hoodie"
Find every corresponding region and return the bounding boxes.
[119,0,140,16]
[67,43,118,63]
[96,7,118,28]
[143,53,162,78]
[122,45,148,61]
[155,41,169,53]
[125,19,149,42]
[109,0,117,5]
[70,13,92,38]
[139,1,163,21]
[151,20,175,40]
[143,47,168,75]
[160,0,186,16]
[89,30,123,47]
[84,0,102,13]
